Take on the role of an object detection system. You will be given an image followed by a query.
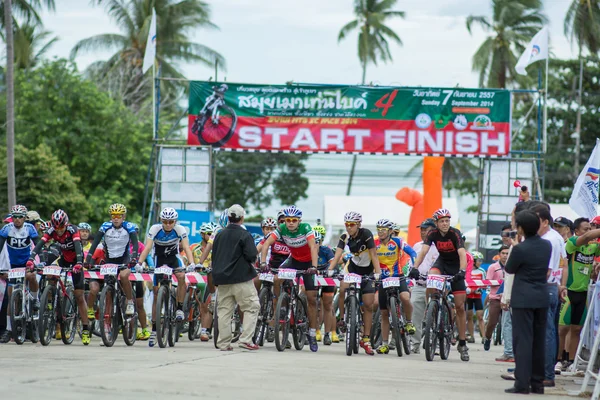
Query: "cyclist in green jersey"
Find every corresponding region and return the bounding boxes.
[259,205,320,352]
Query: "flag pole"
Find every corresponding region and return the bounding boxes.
[152,62,157,140]
[543,54,549,153]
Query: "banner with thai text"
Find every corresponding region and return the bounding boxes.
[188,82,511,157]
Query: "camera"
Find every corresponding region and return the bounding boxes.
[509,230,517,238]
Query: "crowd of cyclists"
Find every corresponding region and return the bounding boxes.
[0,201,488,362]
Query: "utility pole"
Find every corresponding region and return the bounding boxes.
[346,68,366,196]
[5,0,16,208]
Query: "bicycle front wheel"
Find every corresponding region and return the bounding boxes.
[122,296,137,346]
[9,288,26,344]
[424,300,439,361]
[439,301,452,360]
[39,284,57,346]
[60,287,79,345]
[345,296,358,356]
[156,286,170,349]
[196,105,237,147]
[168,290,179,348]
[370,306,382,349]
[292,294,308,351]
[274,292,291,352]
[389,297,403,357]
[99,285,118,347]
[254,287,272,346]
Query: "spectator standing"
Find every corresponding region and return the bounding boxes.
[212,204,260,351]
[409,218,439,354]
[504,211,551,395]
[483,246,509,352]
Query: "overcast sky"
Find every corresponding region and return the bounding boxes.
[38,0,576,229]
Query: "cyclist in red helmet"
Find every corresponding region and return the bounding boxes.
[413,208,470,362]
[29,209,91,345]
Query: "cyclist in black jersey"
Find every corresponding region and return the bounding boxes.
[327,211,382,356]
[412,208,470,361]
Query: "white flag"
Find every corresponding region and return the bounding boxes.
[569,138,600,219]
[142,8,157,74]
[515,27,549,75]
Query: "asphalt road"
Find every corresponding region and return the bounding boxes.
[0,335,587,400]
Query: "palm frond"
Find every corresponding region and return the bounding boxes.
[70,33,128,58]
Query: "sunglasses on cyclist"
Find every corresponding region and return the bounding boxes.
[285,218,300,223]
[12,215,25,219]
[110,214,124,219]
[162,220,176,225]
[376,227,390,231]
[345,222,358,227]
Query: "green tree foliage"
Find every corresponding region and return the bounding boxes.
[215,153,309,213]
[13,20,58,70]
[564,0,600,55]
[466,0,547,88]
[0,144,89,221]
[0,0,55,27]
[72,0,224,113]
[0,59,152,225]
[337,0,405,84]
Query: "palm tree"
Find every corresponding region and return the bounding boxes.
[564,0,600,172]
[337,0,405,85]
[71,0,225,112]
[466,0,547,88]
[0,0,55,26]
[12,20,57,70]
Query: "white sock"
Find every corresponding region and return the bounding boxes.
[6,317,11,331]
[201,328,207,334]
[30,291,38,299]
[309,328,316,337]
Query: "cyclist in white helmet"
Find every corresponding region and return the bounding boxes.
[137,207,196,347]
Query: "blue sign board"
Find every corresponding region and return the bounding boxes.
[176,209,212,244]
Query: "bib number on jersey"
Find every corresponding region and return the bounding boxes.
[43,266,62,276]
[100,264,119,276]
[8,268,26,279]
[155,266,173,276]
[382,277,400,289]
[343,273,362,284]
[426,275,445,290]
[259,273,275,282]
[278,269,297,280]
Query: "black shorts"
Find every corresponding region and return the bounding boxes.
[378,278,409,310]
[286,258,317,291]
[466,298,483,311]
[568,289,587,326]
[430,258,466,294]
[347,261,376,294]
[59,259,84,290]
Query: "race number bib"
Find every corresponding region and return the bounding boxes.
[426,275,445,290]
[43,266,62,276]
[100,264,119,276]
[278,269,296,280]
[343,273,362,284]
[259,273,275,282]
[382,277,400,289]
[8,268,26,279]
[155,266,173,276]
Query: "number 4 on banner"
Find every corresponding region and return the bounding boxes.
[374,90,398,117]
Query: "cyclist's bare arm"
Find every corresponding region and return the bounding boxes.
[413,244,430,270]
[260,234,276,264]
[181,237,194,265]
[458,248,467,271]
[85,231,105,264]
[308,237,318,267]
[137,238,155,266]
[328,247,344,270]
[369,248,382,274]
[197,242,213,265]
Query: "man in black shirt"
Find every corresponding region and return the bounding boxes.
[212,204,260,351]
[413,208,469,361]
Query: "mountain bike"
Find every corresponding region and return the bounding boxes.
[182,267,209,341]
[254,268,276,346]
[38,265,80,346]
[8,266,43,344]
[191,84,238,147]
[379,276,410,357]
[423,275,455,361]
[336,273,377,356]
[274,268,310,352]
[155,266,186,348]
[94,264,138,347]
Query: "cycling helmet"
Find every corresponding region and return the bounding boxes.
[376,219,394,229]
[313,225,326,236]
[78,222,92,231]
[41,221,52,232]
[471,251,484,260]
[314,231,323,244]
[432,208,451,221]
[392,223,401,232]
[200,222,214,234]
[108,203,127,215]
[10,204,28,217]
[26,210,40,222]
[160,207,178,220]
[283,205,302,218]
[51,209,69,228]
[209,222,219,231]
[130,223,139,233]
[219,209,229,228]
[261,217,277,228]
[344,211,362,223]
[277,209,285,221]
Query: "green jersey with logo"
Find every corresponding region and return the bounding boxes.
[271,223,314,262]
[565,236,600,292]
